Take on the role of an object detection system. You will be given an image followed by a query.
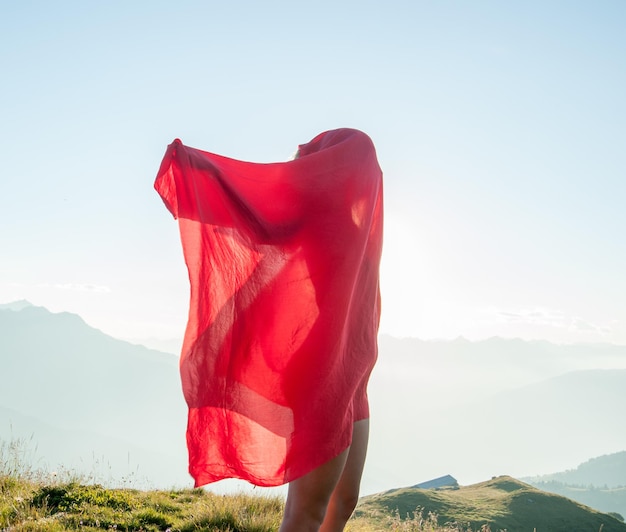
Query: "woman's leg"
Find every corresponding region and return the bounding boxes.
[278,419,369,532]
[320,419,369,531]
[279,447,349,532]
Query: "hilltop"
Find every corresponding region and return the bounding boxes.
[352,476,626,531]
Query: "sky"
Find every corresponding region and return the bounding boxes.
[1,0,626,347]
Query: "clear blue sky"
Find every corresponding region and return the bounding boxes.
[2,1,625,345]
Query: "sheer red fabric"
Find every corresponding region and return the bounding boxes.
[155,128,383,487]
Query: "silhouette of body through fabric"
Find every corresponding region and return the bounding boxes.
[155,128,383,487]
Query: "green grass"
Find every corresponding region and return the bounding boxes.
[0,437,283,531]
[1,475,284,531]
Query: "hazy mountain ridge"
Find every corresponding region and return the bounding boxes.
[2,302,626,499]
[525,451,626,487]
[377,334,626,397]
[521,451,626,518]
[367,335,626,493]
[0,302,189,487]
[0,403,182,488]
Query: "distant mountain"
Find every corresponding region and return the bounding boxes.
[0,299,33,312]
[526,451,626,488]
[3,304,626,497]
[463,368,626,456]
[354,476,626,531]
[366,336,626,492]
[0,403,186,487]
[0,303,189,487]
[376,334,626,400]
[122,336,182,356]
[523,451,626,518]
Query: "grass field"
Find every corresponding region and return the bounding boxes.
[1,475,285,531]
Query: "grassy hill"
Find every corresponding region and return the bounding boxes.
[352,476,626,531]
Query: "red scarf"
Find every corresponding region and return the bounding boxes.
[155,128,383,487]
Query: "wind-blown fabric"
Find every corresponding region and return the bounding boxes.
[155,128,383,487]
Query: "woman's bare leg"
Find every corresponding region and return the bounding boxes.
[279,447,349,532]
[278,419,369,532]
[320,419,369,531]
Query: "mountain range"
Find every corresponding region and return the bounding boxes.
[521,452,626,518]
[365,334,626,493]
[0,301,188,487]
[1,301,625,506]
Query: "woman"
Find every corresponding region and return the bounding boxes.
[155,128,383,530]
